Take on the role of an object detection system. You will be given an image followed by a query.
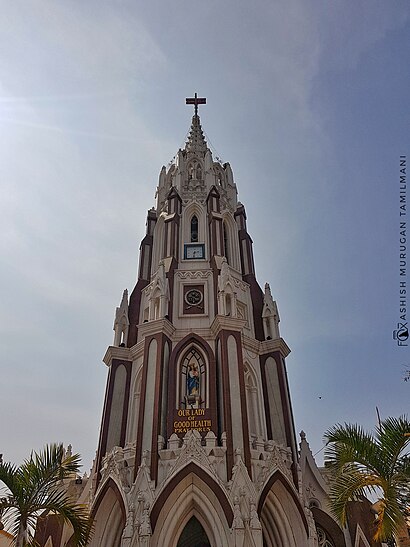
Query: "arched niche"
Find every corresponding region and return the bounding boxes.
[258,471,308,547]
[179,346,207,409]
[106,364,128,454]
[126,364,142,443]
[151,213,166,275]
[181,202,207,250]
[214,165,226,189]
[167,334,217,441]
[244,361,263,439]
[187,159,203,182]
[89,478,126,547]
[221,213,240,271]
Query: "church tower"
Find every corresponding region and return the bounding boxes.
[89,96,312,547]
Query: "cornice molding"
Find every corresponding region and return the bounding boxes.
[136,317,176,340]
[242,335,291,359]
[260,337,291,358]
[210,315,247,337]
[102,346,132,366]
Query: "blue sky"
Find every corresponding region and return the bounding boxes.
[0,1,409,470]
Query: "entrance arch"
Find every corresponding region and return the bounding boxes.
[89,478,126,547]
[177,515,211,547]
[150,464,232,547]
[258,471,308,547]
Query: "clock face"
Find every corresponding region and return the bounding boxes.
[185,289,203,306]
[184,244,205,260]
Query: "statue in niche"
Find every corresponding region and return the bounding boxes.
[187,360,200,397]
[182,348,204,409]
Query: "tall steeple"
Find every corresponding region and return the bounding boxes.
[32,98,385,547]
[76,98,351,547]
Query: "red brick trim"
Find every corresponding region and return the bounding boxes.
[230,331,252,477]
[134,336,154,476]
[150,333,171,484]
[217,331,234,478]
[95,359,132,486]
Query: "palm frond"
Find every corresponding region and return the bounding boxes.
[324,423,383,475]
[373,487,405,542]
[327,464,383,525]
[0,461,23,499]
[34,488,91,547]
[20,444,81,508]
[325,416,410,543]
[0,444,90,547]
[376,416,410,477]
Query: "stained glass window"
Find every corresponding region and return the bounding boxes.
[181,347,205,408]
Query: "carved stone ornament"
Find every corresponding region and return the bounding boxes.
[255,442,293,491]
[100,447,132,492]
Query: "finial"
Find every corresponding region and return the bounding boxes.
[186,92,206,117]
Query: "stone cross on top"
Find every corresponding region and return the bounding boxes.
[186,93,206,116]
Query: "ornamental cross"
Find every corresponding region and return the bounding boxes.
[186,93,206,116]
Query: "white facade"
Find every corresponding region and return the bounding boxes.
[35,103,380,547]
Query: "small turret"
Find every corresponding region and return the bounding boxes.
[113,289,129,346]
[262,282,280,340]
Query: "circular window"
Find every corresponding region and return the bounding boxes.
[185,289,203,306]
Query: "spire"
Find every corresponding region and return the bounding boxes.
[185,93,207,154]
[185,114,208,154]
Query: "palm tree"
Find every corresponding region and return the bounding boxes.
[324,415,410,544]
[0,443,91,547]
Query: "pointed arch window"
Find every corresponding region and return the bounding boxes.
[180,347,205,409]
[191,215,199,242]
[187,160,203,182]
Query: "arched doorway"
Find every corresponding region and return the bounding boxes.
[89,479,126,547]
[258,472,308,547]
[177,516,211,547]
[150,463,232,546]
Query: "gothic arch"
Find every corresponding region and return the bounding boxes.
[244,361,263,439]
[311,507,346,547]
[187,159,203,182]
[126,364,143,443]
[177,515,211,546]
[105,363,130,454]
[179,345,207,409]
[182,201,206,248]
[151,212,166,276]
[258,470,308,547]
[150,462,233,546]
[222,213,240,271]
[167,334,217,439]
[214,165,226,188]
[90,478,126,547]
